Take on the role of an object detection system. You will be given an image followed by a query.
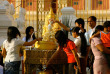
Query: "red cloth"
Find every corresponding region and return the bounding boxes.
[63,39,76,63]
[100,31,110,47]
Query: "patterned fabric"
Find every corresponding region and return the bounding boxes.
[4,61,21,74]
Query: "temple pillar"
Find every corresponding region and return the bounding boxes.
[85,0,91,10]
[15,0,21,13]
[109,0,110,10]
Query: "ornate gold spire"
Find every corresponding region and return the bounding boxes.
[48,7,55,19]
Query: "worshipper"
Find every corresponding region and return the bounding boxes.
[73,18,90,61]
[90,25,110,74]
[22,26,42,74]
[90,21,110,68]
[87,16,97,74]
[88,16,97,38]
[2,26,41,74]
[47,30,81,74]
[71,27,87,74]
[22,26,36,74]
[22,26,36,43]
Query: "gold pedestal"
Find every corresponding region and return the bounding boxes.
[23,49,67,74]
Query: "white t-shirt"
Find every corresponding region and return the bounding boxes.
[88,27,96,38]
[84,32,90,45]
[74,36,81,53]
[74,36,85,58]
[3,38,24,62]
[22,37,34,49]
[22,37,33,42]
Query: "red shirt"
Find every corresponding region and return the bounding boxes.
[63,39,76,63]
[100,31,110,47]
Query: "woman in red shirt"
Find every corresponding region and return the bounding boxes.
[47,30,81,74]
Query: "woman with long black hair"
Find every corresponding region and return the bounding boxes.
[22,26,36,42]
[71,27,87,74]
[47,30,81,74]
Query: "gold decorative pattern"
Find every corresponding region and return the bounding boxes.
[23,49,67,74]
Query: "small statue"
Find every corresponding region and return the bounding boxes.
[15,7,26,34]
[42,7,61,42]
[10,3,15,15]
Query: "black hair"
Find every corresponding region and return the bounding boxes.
[25,26,36,42]
[71,27,87,56]
[7,26,21,43]
[92,25,104,35]
[103,21,110,28]
[55,30,68,47]
[75,18,85,28]
[89,16,97,22]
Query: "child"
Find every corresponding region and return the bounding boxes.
[90,21,110,47]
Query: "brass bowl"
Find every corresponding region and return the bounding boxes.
[35,41,56,50]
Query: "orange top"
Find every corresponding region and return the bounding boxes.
[100,31,110,47]
[63,39,76,63]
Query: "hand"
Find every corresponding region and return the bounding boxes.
[49,19,55,24]
[78,66,82,73]
[74,66,82,73]
[37,38,42,41]
[89,36,93,43]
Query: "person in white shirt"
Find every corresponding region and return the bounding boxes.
[87,16,97,74]
[22,26,37,50]
[88,16,97,38]
[2,26,40,74]
[52,18,89,44]
[72,27,87,74]
[22,26,36,42]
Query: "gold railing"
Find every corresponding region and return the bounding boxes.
[8,0,110,37]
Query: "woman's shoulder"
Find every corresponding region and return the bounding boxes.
[13,38,24,45]
[3,39,8,44]
[12,38,24,43]
[92,37,100,41]
[91,37,102,44]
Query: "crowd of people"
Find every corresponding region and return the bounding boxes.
[0,16,110,74]
[47,16,110,74]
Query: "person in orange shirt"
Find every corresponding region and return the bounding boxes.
[47,30,81,74]
[90,21,110,47]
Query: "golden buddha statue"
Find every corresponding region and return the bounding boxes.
[35,8,61,50]
[42,7,61,42]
